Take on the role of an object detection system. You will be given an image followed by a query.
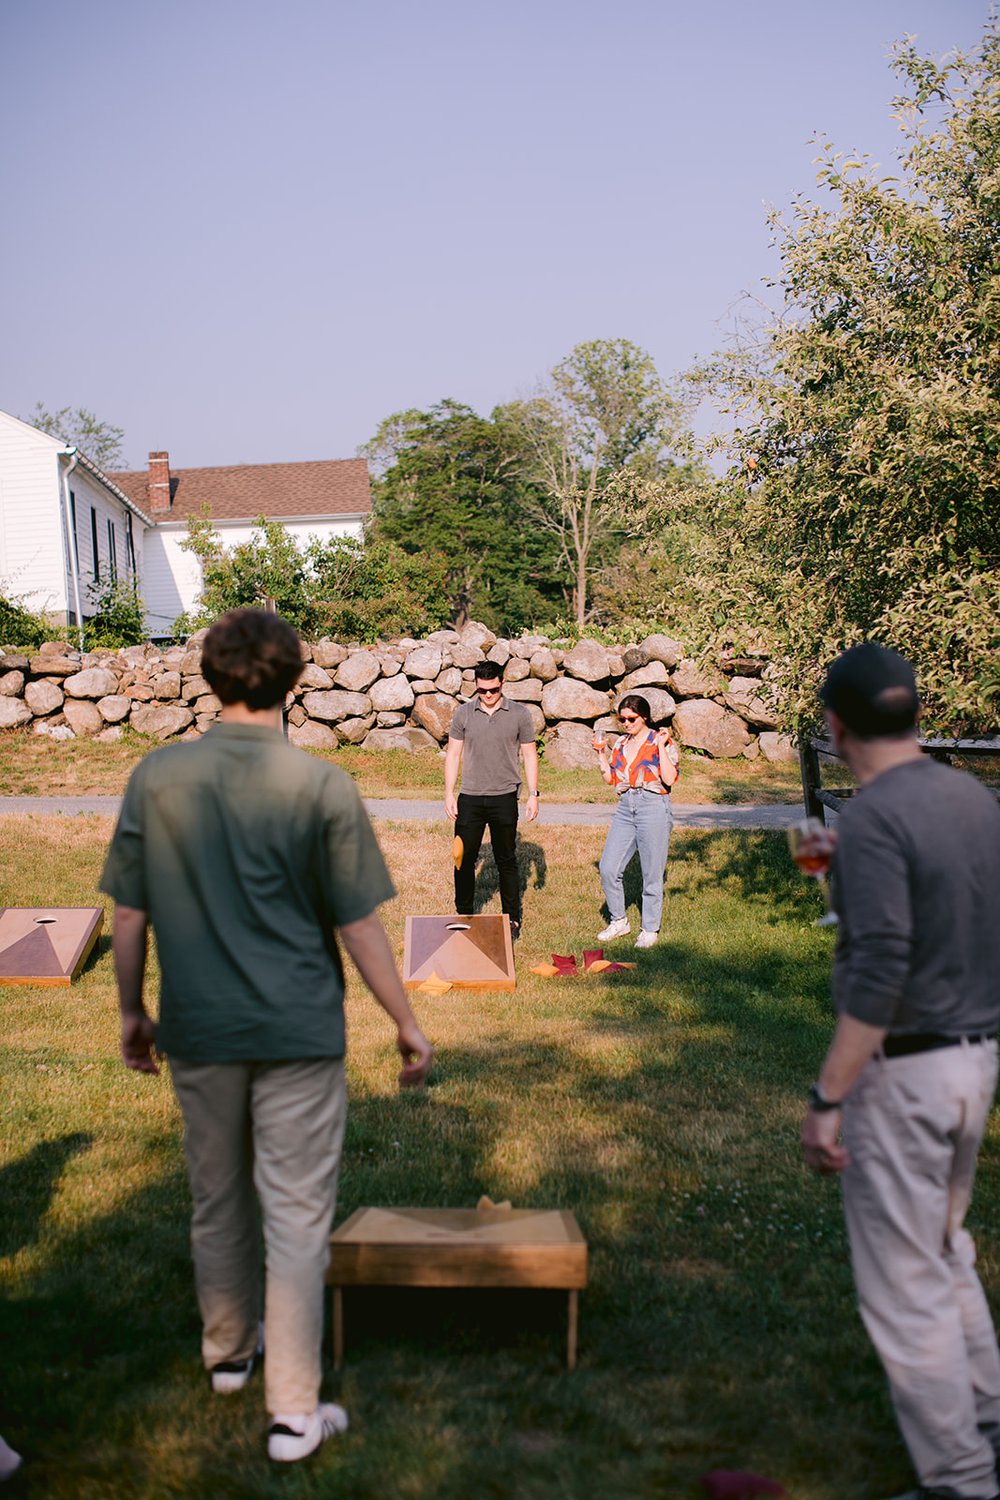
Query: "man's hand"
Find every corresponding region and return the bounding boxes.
[121,1012,159,1075]
[443,737,463,821]
[524,792,539,823]
[801,1107,848,1174]
[397,1019,434,1090]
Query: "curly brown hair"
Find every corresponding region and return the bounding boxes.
[201,608,303,709]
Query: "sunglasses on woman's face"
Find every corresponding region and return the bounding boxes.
[619,714,640,724]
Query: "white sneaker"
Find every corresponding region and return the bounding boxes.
[635,930,658,949]
[211,1324,263,1393]
[597,918,630,941]
[268,1403,349,1463]
[0,1435,22,1481]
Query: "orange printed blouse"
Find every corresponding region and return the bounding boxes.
[608,731,679,796]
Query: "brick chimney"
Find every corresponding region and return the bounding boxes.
[148,451,172,512]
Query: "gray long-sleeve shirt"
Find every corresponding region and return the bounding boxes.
[832,757,1000,1034]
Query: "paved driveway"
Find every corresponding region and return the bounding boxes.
[0,795,804,830]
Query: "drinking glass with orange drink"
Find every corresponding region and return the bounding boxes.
[787,817,839,926]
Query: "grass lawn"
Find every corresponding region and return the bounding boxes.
[0,730,806,805]
[5,814,997,1498]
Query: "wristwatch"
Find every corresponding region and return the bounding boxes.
[527,790,539,798]
[808,1082,843,1112]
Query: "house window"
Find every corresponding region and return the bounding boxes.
[107,519,118,582]
[125,512,136,573]
[90,508,100,582]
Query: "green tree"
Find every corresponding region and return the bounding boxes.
[177,515,449,643]
[83,576,148,649]
[0,591,51,649]
[701,23,1000,729]
[504,339,691,628]
[25,404,127,470]
[591,471,759,651]
[179,515,315,633]
[308,535,449,642]
[365,400,562,631]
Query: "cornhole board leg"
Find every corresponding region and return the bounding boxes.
[332,1286,344,1371]
[567,1289,578,1371]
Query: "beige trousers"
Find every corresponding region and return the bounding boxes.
[169,1056,347,1416]
[842,1039,1000,1498]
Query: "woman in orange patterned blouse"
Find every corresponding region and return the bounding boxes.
[592,694,679,949]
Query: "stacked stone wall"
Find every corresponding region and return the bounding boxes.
[0,624,797,764]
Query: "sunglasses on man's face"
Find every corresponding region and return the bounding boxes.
[476,684,502,695]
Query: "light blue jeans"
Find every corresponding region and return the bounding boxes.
[599,788,673,933]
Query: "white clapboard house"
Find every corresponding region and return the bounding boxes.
[0,409,371,637]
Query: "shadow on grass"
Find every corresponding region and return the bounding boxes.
[0,1133,93,1257]
[593,828,824,931]
[0,829,913,1499]
[0,1153,203,1496]
[471,838,548,914]
[667,830,812,912]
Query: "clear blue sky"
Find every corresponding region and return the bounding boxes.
[0,0,987,469]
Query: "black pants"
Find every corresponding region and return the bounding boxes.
[454,792,520,921]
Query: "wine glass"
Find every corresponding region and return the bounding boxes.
[787,817,838,926]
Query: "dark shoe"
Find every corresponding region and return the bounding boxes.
[509,919,521,941]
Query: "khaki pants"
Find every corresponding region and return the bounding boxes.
[170,1057,347,1416]
[842,1040,1000,1497]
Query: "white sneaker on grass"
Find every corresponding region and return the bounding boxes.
[268,1403,349,1463]
[635,930,658,949]
[0,1435,22,1481]
[597,918,630,941]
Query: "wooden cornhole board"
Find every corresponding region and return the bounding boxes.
[403,913,515,991]
[328,1206,588,1369]
[0,907,104,986]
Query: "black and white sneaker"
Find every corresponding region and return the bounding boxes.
[268,1404,349,1463]
[211,1326,263,1394]
[509,918,522,941]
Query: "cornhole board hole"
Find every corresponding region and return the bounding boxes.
[403,914,515,991]
[0,907,104,986]
[328,1206,588,1369]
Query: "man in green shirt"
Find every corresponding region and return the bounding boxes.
[101,608,433,1464]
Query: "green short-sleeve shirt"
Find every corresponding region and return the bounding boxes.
[100,723,396,1063]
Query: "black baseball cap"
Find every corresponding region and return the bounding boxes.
[819,642,919,737]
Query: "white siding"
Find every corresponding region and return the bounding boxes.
[0,412,143,627]
[142,529,202,636]
[0,413,69,618]
[70,469,137,608]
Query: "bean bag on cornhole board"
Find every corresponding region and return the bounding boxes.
[403,914,515,992]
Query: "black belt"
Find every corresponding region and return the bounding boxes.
[881,1031,998,1058]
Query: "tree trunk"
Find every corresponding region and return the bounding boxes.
[574,554,587,629]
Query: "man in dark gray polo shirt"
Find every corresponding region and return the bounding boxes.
[101,608,433,1465]
[444,659,539,939]
[801,642,1000,1500]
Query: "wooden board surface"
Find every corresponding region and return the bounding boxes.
[328,1206,587,1289]
[0,907,104,987]
[403,914,515,991]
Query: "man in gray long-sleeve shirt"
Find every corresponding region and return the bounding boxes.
[801,642,1000,1500]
